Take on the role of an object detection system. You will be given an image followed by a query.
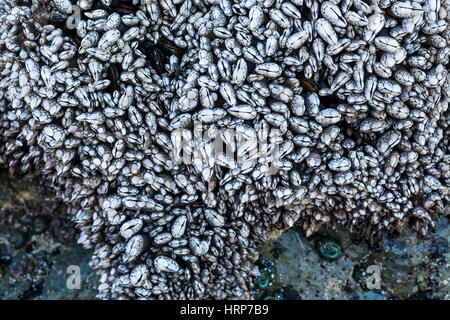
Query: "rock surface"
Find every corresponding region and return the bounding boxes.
[0,172,97,299]
[258,218,449,299]
[0,172,448,299]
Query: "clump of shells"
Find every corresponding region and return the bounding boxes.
[0,0,449,299]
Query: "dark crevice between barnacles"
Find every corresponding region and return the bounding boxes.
[140,42,165,74]
[110,0,138,11]
[139,38,186,75]
[298,73,320,93]
[300,4,312,21]
[47,11,81,46]
[315,70,345,107]
[17,0,32,5]
[157,38,187,57]
[319,92,345,110]
[31,0,80,41]
[30,0,51,26]
[338,120,378,147]
[106,63,121,93]
[350,221,387,249]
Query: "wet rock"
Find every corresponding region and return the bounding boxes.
[258,217,449,300]
[0,172,97,300]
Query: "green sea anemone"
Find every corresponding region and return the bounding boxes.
[316,237,342,261]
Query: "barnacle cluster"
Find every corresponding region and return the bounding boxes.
[0,0,448,299]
